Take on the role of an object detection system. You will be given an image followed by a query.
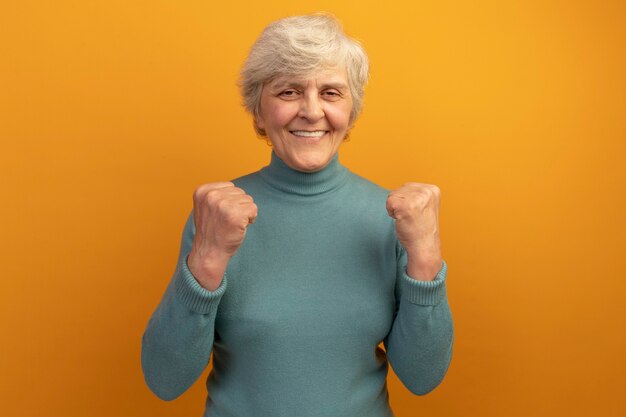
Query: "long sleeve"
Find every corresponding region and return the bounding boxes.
[383,246,454,395]
[141,214,227,400]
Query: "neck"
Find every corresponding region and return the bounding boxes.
[259,152,348,196]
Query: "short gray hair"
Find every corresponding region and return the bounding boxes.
[239,13,369,135]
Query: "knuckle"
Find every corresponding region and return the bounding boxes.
[215,197,230,211]
[420,186,437,198]
[224,210,239,224]
[407,201,420,211]
[420,188,433,198]
[192,185,206,201]
[412,189,427,200]
[404,182,423,190]
[206,188,223,201]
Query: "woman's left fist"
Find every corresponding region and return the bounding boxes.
[386,183,442,280]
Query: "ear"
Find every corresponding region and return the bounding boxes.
[253,115,267,137]
[254,115,265,130]
[347,115,356,131]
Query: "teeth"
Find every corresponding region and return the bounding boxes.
[291,130,327,138]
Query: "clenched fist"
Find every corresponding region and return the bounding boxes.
[188,182,258,290]
[387,183,442,281]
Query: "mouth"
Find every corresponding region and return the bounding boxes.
[289,130,329,138]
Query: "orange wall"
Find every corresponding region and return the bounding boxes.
[2,1,625,416]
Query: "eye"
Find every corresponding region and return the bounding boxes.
[278,89,300,99]
[322,89,342,101]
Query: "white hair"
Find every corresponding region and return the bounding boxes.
[239,13,369,135]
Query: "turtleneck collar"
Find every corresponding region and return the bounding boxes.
[259,152,349,196]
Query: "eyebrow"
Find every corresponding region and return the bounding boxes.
[320,82,349,91]
[270,80,349,92]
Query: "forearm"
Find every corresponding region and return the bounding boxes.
[141,216,227,400]
[385,262,454,395]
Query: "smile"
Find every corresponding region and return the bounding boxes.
[290,130,328,138]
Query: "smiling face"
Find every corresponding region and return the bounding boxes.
[255,68,353,172]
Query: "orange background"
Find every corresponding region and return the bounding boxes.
[2,1,625,416]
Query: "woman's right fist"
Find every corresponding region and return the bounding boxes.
[187,182,257,290]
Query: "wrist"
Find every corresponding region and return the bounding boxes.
[405,247,442,281]
[187,247,231,291]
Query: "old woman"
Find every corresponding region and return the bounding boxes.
[142,13,453,417]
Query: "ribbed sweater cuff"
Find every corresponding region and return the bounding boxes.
[174,256,227,314]
[400,260,447,306]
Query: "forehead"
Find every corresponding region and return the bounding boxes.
[268,68,349,89]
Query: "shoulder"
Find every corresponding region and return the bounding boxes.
[340,170,392,225]
[344,169,390,200]
[231,170,263,189]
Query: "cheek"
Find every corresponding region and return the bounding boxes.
[265,103,297,128]
[326,105,352,130]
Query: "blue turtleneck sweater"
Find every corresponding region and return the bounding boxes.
[141,153,453,417]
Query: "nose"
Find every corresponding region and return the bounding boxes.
[298,94,324,122]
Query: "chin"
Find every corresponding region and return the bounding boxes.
[291,153,333,172]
